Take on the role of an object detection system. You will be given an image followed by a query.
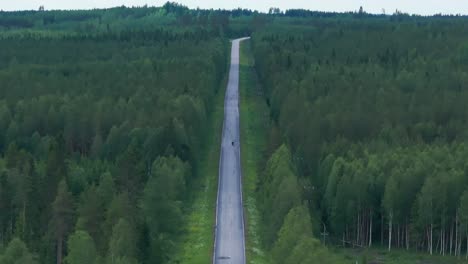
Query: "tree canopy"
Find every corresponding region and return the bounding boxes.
[251,14,468,259]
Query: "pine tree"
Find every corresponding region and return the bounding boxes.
[0,237,38,264]
[51,180,74,264]
[107,219,137,264]
[65,230,97,264]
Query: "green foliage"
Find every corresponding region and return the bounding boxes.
[75,185,103,246]
[252,15,468,260]
[0,6,229,263]
[107,219,137,264]
[0,238,38,264]
[50,180,74,264]
[65,230,97,264]
[142,156,190,262]
[284,236,336,264]
[259,145,343,262]
[261,145,301,246]
[3,3,468,264]
[272,206,313,263]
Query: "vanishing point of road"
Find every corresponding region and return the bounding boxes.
[213,37,249,264]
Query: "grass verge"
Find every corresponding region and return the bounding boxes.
[239,39,270,264]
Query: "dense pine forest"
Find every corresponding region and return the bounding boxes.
[1,2,468,264]
[252,15,468,262]
[0,3,232,263]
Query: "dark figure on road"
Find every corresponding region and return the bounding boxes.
[232,141,234,146]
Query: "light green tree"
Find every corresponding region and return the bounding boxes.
[262,145,301,245]
[272,205,312,264]
[0,238,38,264]
[107,219,137,264]
[65,230,97,264]
[51,180,74,264]
[284,236,332,264]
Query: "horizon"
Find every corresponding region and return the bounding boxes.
[1,1,468,16]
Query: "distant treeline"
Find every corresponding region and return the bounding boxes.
[2,2,467,31]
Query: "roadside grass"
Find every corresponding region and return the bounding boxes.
[171,52,227,264]
[334,246,468,264]
[239,39,270,264]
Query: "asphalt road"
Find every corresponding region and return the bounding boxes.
[213,37,249,264]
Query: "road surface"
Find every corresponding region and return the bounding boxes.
[213,37,249,264]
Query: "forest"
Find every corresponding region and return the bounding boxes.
[0,4,231,263]
[251,15,468,262]
[1,2,468,264]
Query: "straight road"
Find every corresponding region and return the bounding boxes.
[213,37,249,264]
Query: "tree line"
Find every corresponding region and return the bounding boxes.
[0,2,249,37]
